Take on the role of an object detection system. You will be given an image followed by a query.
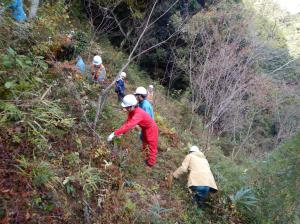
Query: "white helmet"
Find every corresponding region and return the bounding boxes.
[149,85,154,89]
[120,72,126,78]
[189,145,200,153]
[93,55,102,65]
[121,94,138,107]
[134,86,147,95]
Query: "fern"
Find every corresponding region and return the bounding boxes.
[16,157,58,189]
[0,101,22,123]
[230,187,258,212]
[79,163,103,198]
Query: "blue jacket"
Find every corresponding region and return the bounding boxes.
[9,0,27,22]
[76,57,86,74]
[138,99,154,119]
[115,78,125,94]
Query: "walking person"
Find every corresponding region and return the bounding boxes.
[115,72,126,102]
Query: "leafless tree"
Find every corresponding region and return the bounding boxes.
[92,0,183,129]
[272,83,300,144]
[184,9,257,131]
[174,6,283,154]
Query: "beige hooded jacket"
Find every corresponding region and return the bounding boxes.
[173,151,218,191]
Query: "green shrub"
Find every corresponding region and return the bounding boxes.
[230,187,257,212]
[78,163,103,198]
[254,132,300,223]
[17,157,59,189]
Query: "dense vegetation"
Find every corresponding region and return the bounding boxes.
[0,0,299,223]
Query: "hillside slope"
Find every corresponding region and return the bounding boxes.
[0,1,299,224]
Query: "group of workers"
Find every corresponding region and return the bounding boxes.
[73,55,106,83]
[104,67,217,208]
[107,86,157,167]
[74,54,217,208]
[107,90,217,207]
[0,3,218,205]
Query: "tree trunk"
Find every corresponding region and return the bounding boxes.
[29,0,39,19]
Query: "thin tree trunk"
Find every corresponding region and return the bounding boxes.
[29,0,39,19]
[92,0,184,129]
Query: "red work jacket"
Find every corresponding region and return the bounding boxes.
[114,107,158,143]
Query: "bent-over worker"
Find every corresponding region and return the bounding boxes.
[89,55,106,83]
[107,94,158,167]
[173,146,218,208]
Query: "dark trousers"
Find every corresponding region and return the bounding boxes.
[189,186,210,208]
[117,92,125,102]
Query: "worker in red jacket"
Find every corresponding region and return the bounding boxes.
[107,94,159,167]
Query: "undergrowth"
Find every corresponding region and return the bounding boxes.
[0,1,299,223]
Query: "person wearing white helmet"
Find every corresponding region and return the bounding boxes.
[89,55,106,83]
[107,94,159,167]
[172,145,218,208]
[147,85,154,104]
[114,72,126,101]
[134,86,154,119]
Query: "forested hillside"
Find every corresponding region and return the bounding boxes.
[0,0,299,223]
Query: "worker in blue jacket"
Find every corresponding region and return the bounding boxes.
[134,86,154,119]
[115,72,126,101]
[75,55,86,74]
[8,0,27,22]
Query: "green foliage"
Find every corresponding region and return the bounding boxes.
[78,163,103,198]
[230,187,257,212]
[209,148,248,193]
[124,198,136,211]
[25,100,75,150]
[73,31,89,55]
[17,156,58,188]
[0,48,32,69]
[180,206,203,224]
[254,132,300,223]
[0,0,299,223]
[0,101,22,123]
[149,199,171,224]
[65,152,81,167]
[35,1,71,36]
[30,100,75,129]
[33,194,55,211]
[63,176,77,196]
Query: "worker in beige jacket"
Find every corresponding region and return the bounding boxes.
[173,145,218,208]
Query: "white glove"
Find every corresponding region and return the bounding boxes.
[107,132,115,142]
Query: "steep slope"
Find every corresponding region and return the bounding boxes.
[0,4,244,222]
[0,1,299,224]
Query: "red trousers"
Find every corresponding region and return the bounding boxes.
[141,124,158,166]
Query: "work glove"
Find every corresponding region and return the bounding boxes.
[107,132,115,142]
